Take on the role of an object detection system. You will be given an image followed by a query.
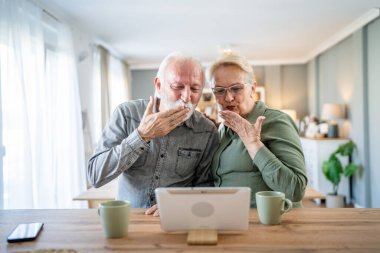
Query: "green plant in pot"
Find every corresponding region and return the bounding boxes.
[322,140,359,207]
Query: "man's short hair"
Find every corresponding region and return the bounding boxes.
[156,52,205,87]
[207,53,255,86]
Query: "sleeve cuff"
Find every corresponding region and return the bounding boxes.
[252,145,276,172]
[121,129,149,159]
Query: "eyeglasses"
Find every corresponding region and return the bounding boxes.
[212,83,251,97]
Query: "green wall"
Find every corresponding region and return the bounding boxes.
[367,17,380,208]
[131,69,157,99]
[281,65,308,119]
[131,65,309,119]
[309,17,380,207]
[130,17,380,207]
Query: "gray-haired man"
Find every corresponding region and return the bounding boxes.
[88,52,219,215]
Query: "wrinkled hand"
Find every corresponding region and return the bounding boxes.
[219,110,265,146]
[145,204,160,217]
[138,96,190,142]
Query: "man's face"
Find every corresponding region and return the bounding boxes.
[156,60,204,119]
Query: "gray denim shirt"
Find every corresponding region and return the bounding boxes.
[88,99,220,208]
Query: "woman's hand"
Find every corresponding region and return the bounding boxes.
[219,110,265,158]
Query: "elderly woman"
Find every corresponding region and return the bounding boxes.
[208,54,307,207]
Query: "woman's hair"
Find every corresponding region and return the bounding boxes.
[156,51,204,86]
[207,53,255,86]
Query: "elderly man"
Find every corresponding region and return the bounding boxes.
[88,52,219,213]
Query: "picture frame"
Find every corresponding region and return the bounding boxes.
[254,86,265,103]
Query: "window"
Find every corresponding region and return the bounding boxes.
[0,1,86,208]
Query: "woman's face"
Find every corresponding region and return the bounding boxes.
[212,65,256,117]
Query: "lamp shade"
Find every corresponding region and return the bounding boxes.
[321,103,344,121]
[281,109,297,122]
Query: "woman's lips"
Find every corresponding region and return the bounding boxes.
[226,106,236,111]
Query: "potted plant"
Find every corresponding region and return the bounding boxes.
[322,140,359,208]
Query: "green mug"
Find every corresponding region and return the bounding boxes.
[98,200,130,238]
[256,191,292,225]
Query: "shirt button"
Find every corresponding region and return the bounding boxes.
[140,147,145,151]
[155,175,159,180]
[160,154,164,158]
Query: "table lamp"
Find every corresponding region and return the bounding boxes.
[281,109,297,122]
[321,103,344,138]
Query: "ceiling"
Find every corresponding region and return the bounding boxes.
[36,0,380,69]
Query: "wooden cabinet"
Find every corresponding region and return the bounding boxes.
[300,137,351,203]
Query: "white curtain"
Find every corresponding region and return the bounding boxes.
[0,0,86,208]
[91,45,131,145]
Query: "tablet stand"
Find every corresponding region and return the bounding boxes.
[187,229,218,245]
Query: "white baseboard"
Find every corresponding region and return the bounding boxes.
[354,202,364,208]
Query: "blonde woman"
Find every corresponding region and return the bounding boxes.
[208,54,307,207]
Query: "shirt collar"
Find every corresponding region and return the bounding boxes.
[183,114,195,129]
[246,100,267,123]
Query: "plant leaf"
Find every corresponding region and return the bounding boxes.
[322,155,342,186]
[344,163,359,177]
[336,141,356,157]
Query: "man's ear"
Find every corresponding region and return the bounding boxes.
[154,77,161,94]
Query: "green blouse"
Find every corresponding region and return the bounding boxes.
[211,101,308,207]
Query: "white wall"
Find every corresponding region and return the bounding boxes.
[72,28,93,117]
[71,28,97,164]
[0,77,3,209]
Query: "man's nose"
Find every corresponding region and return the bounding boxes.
[181,86,191,103]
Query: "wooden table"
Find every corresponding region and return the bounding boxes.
[73,180,117,208]
[1,208,380,252]
[73,181,325,208]
[304,187,325,200]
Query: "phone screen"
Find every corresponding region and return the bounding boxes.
[7,222,44,243]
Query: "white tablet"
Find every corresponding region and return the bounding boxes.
[155,187,251,232]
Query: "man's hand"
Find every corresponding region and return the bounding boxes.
[145,204,160,217]
[138,96,190,142]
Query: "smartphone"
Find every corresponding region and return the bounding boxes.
[7,222,44,243]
